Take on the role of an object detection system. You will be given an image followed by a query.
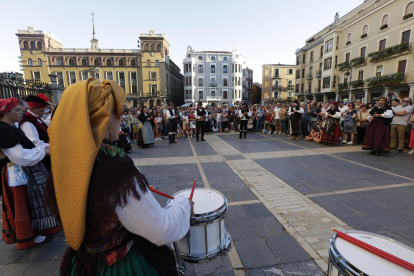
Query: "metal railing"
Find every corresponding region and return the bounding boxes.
[209,83,217,87]
[0,76,52,101]
[315,69,322,78]
[207,96,221,101]
[306,73,313,80]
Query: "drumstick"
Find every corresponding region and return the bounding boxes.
[189,178,197,200]
[150,187,174,199]
[331,228,414,272]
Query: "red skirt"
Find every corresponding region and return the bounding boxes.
[320,125,339,144]
[409,128,414,148]
[362,117,390,153]
[2,166,62,250]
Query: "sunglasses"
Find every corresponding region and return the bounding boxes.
[403,100,409,102]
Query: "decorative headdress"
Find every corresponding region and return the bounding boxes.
[0,97,19,115]
[25,94,49,108]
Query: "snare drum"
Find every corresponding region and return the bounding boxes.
[167,188,232,263]
[328,230,414,276]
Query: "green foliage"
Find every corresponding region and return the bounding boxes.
[368,42,410,62]
[366,72,405,87]
[380,24,388,30]
[350,79,364,88]
[338,62,351,71]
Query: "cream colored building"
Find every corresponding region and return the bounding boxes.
[262,64,295,103]
[295,0,414,103]
[16,26,184,107]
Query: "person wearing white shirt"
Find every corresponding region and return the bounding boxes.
[288,100,304,141]
[239,103,252,139]
[195,102,208,141]
[165,102,179,145]
[321,101,342,145]
[338,100,349,140]
[274,104,282,134]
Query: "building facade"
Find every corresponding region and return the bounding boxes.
[295,0,414,103]
[242,67,253,105]
[182,45,247,106]
[252,82,262,104]
[16,26,184,107]
[262,64,296,103]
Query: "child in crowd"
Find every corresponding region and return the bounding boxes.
[216,109,222,132]
[186,125,193,138]
[155,112,163,140]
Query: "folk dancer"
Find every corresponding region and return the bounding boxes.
[321,101,341,145]
[288,100,304,141]
[195,102,208,142]
[239,103,252,139]
[19,94,52,171]
[166,102,179,145]
[45,79,194,276]
[362,96,393,156]
[0,98,61,250]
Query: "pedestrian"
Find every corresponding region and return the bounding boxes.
[342,102,357,145]
[239,103,252,139]
[166,102,179,145]
[255,105,264,131]
[137,106,155,147]
[321,101,341,145]
[288,100,303,141]
[155,112,163,140]
[390,97,413,153]
[356,104,369,144]
[195,102,207,142]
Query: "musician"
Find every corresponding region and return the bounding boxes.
[19,94,51,171]
[362,96,393,156]
[195,101,208,142]
[288,100,304,141]
[166,102,179,145]
[239,102,252,139]
[0,98,61,250]
[45,79,194,276]
[321,101,341,145]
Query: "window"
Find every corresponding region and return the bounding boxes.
[131,72,136,79]
[361,47,366,57]
[223,56,227,61]
[120,72,125,80]
[295,84,299,92]
[198,65,203,73]
[82,72,88,80]
[107,59,112,66]
[211,65,215,73]
[155,60,159,67]
[402,30,411,43]
[347,33,352,44]
[23,41,28,48]
[57,72,63,85]
[156,44,161,51]
[150,45,155,51]
[326,39,333,52]
[335,56,338,68]
[211,56,215,60]
[198,56,203,60]
[303,54,306,63]
[94,59,99,66]
[398,60,407,73]
[324,57,332,70]
[320,46,324,57]
[119,59,124,66]
[345,53,350,64]
[296,55,301,65]
[150,72,156,80]
[223,91,228,99]
[379,39,386,50]
[301,83,304,93]
[132,85,137,94]
[275,69,279,77]
[146,60,151,67]
[131,59,136,66]
[30,42,35,49]
[70,72,76,84]
[37,59,42,66]
[363,25,368,35]
[34,72,40,80]
[302,69,305,78]
[296,70,300,78]
[382,15,389,26]
[323,77,331,88]
[288,80,293,85]
[107,72,113,80]
[81,58,87,66]
[37,41,42,49]
[151,85,157,94]
[376,65,383,76]
[336,37,339,49]
[28,58,33,66]
[358,70,364,80]
[199,91,203,99]
[144,44,149,51]
[223,65,227,73]
[198,78,203,86]
[223,78,227,86]
[95,73,100,79]
[69,59,75,66]
[406,2,414,15]
[211,91,215,97]
[288,69,293,74]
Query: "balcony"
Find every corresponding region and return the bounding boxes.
[272,85,282,91]
[338,62,351,71]
[273,73,281,78]
[368,42,411,62]
[306,73,313,80]
[350,79,364,88]
[287,84,294,90]
[366,72,405,87]
[309,59,314,63]
[319,55,323,59]
[314,87,321,93]
[209,83,217,87]
[338,83,349,91]
[350,57,365,67]
[315,69,322,78]
[207,96,221,101]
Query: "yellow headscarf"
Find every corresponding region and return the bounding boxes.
[48,78,126,250]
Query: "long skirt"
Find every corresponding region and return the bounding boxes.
[169,119,178,135]
[409,128,414,148]
[291,119,300,135]
[2,166,62,250]
[321,125,340,144]
[63,248,161,276]
[362,118,391,153]
[138,121,155,147]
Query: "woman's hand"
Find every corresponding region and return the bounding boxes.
[188,199,195,218]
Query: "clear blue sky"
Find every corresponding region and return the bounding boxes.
[1,0,364,83]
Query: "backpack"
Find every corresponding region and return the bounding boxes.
[344,113,354,129]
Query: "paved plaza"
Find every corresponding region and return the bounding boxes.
[2,132,414,275]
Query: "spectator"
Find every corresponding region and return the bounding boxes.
[301,102,315,137]
[409,114,414,154]
[216,109,222,132]
[228,107,235,132]
[288,100,304,141]
[321,101,341,145]
[131,112,139,142]
[186,125,193,138]
[274,104,282,134]
[356,105,369,144]
[155,112,163,140]
[255,106,264,131]
[342,103,357,145]
[280,104,288,135]
[390,97,413,153]
[338,101,349,141]
[264,108,273,134]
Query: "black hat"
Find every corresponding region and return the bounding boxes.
[25,94,48,108]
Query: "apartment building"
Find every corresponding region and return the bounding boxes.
[17,26,184,107]
[242,67,254,105]
[252,82,262,104]
[182,45,247,106]
[295,0,414,103]
[262,64,296,103]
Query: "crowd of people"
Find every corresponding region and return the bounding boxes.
[118,95,414,156]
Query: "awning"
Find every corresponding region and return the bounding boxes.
[181,102,192,107]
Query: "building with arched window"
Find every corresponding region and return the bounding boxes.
[17,27,184,106]
[294,1,414,103]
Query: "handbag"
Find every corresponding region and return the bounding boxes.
[359,112,369,129]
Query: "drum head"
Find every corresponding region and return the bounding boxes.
[173,188,225,215]
[334,231,414,276]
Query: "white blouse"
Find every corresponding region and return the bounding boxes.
[115,180,191,246]
[20,111,50,148]
[1,143,45,167]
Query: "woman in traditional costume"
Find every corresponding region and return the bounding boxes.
[288,100,303,141]
[45,79,193,276]
[0,98,61,250]
[321,101,341,145]
[137,106,155,147]
[362,96,393,156]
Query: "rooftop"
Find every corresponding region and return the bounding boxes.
[263,63,295,67]
[194,51,232,54]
